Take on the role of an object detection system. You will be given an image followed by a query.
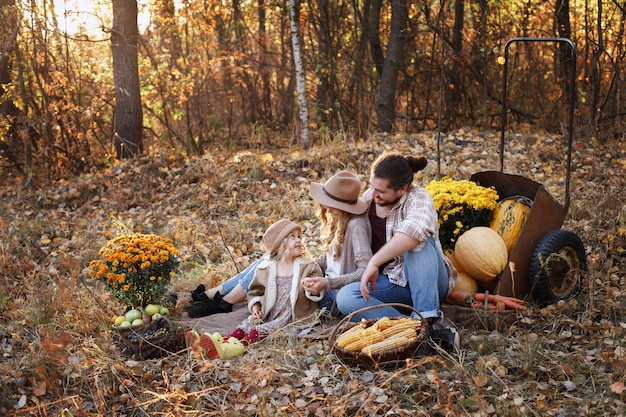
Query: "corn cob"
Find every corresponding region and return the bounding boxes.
[335,320,368,348]
[361,328,417,356]
[342,326,385,351]
[373,317,393,330]
[380,319,421,338]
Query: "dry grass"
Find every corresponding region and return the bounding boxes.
[0,130,624,416]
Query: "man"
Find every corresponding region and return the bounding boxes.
[334,152,459,351]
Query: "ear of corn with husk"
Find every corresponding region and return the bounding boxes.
[336,317,422,354]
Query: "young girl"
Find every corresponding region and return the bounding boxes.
[192,219,323,351]
[302,171,372,315]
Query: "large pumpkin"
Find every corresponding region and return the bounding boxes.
[452,271,478,295]
[490,196,532,253]
[444,248,465,273]
[454,226,508,283]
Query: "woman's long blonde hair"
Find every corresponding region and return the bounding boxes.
[316,205,354,260]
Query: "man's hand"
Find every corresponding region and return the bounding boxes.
[360,263,379,301]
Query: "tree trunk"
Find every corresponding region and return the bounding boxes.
[589,0,603,132]
[258,0,272,121]
[445,0,464,122]
[555,0,573,102]
[111,0,143,159]
[0,0,23,172]
[375,0,408,132]
[368,0,384,76]
[289,0,310,147]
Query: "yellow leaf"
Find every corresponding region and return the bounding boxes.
[260,153,273,163]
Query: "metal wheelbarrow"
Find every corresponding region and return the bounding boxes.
[445,38,587,328]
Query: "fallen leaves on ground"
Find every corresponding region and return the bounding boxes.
[0,129,625,416]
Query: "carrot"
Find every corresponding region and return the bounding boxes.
[471,303,498,310]
[474,293,528,311]
[445,290,475,306]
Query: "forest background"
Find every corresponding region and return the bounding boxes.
[0,0,624,177]
[0,0,625,416]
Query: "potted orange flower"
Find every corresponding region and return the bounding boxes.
[88,234,180,308]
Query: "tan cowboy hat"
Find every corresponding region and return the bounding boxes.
[262,219,301,254]
[310,171,367,215]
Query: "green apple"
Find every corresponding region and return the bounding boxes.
[125,308,142,322]
[151,313,162,321]
[159,307,169,316]
[114,316,126,326]
[120,321,132,327]
[131,318,144,326]
[144,304,161,317]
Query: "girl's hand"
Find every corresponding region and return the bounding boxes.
[301,277,326,295]
[252,303,262,319]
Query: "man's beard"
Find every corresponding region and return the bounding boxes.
[374,196,401,207]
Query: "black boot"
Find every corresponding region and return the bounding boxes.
[214,292,233,313]
[187,293,233,318]
[191,284,210,303]
[187,299,223,318]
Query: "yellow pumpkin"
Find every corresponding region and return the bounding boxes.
[452,271,478,295]
[454,227,508,283]
[444,248,465,273]
[490,196,532,254]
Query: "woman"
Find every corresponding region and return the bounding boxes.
[302,171,372,315]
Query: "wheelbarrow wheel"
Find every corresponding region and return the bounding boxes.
[529,229,586,307]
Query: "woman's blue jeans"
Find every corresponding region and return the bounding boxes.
[220,257,264,294]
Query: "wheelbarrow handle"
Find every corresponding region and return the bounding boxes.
[499,37,577,212]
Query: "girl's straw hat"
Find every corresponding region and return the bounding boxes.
[262,219,301,254]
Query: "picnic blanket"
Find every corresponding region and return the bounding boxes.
[177,302,250,336]
[176,302,338,340]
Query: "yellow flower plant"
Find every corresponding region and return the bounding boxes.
[425,177,499,250]
[88,234,180,307]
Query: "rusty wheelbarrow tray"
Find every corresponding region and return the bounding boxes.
[445,38,587,329]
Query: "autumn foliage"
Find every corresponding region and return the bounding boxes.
[0,131,624,415]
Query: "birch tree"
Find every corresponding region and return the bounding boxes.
[288,0,310,148]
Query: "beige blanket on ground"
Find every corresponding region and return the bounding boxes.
[177,302,251,336]
[176,302,339,340]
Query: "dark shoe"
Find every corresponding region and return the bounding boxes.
[417,317,460,355]
[429,327,460,352]
[187,299,222,318]
[214,292,233,313]
[187,297,233,318]
[165,292,178,306]
[191,284,210,302]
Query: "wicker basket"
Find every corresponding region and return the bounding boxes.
[113,317,189,360]
[452,305,517,331]
[329,303,428,367]
[112,320,156,344]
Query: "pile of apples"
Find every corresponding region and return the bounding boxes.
[112,304,170,327]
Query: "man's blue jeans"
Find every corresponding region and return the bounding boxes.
[335,235,449,321]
